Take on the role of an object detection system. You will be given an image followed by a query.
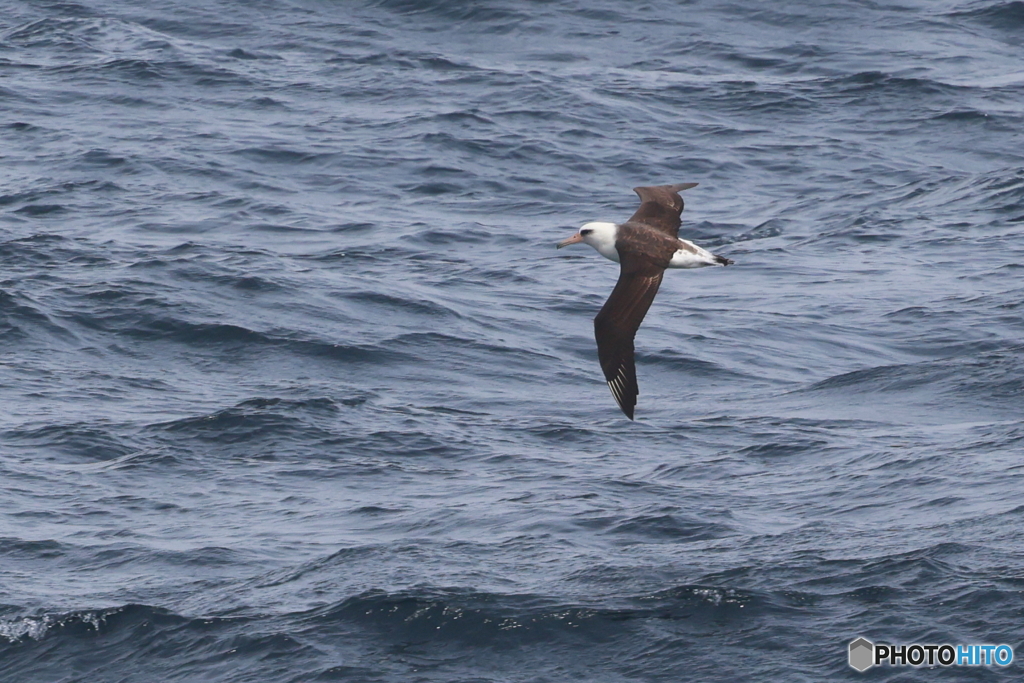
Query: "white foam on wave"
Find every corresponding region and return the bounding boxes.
[0,610,109,643]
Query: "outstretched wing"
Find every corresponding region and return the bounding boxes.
[627,183,698,238]
[593,251,665,420]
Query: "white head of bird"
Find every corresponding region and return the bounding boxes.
[556,221,619,262]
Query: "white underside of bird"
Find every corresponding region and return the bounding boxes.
[576,221,723,268]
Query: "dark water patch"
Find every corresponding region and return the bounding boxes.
[932,109,991,122]
[419,405,486,416]
[73,309,402,363]
[50,58,165,81]
[235,396,343,414]
[76,148,130,168]
[405,181,466,196]
[245,95,288,109]
[604,512,732,544]
[801,543,978,590]
[1,181,116,211]
[942,585,1024,624]
[304,583,769,649]
[5,17,101,48]
[641,349,746,379]
[0,290,70,340]
[13,204,67,216]
[0,84,30,101]
[38,2,98,18]
[0,538,65,560]
[352,505,404,514]
[2,537,251,573]
[327,221,375,233]
[417,131,509,158]
[338,290,460,318]
[84,311,264,344]
[149,399,339,446]
[373,0,530,24]
[737,440,829,460]
[884,305,933,320]
[406,226,493,246]
[289,337,411,364]
[162,59,258,87]
[571,8,625,23]
[470,265,539,286]
[417,54,481,72]
[0,604,304,683]
[329,50,417,69]
[254,545,390,589]
[432,150,494,172]
[813,215,905,245]
[805,362,957,394]
[967,170,1024,213]
[232,146,337,165]
[132,16,252,40]
[384,331,555,365]
[829,71,964,95]
[954,346,1024,402]
[949,1,1024,30]
[718,219,784,244]
[840,584,900,604]
[227,47,279,61]
[914,496,964,508]
[306,588,603,646]
[250,222,322,233]
[100,544,248,570]
[2,423,134,462]
[321,428,475,460]
[227,274,283,291]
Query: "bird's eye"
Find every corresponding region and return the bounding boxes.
[581,229,592,235]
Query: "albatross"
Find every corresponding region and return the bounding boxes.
[557,183,732,420]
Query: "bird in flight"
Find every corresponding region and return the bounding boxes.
[557,183,732,420]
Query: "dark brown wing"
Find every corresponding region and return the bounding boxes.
[593,251,665,420]
[627,183,698,238]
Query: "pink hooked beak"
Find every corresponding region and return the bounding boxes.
[556,232,584,249]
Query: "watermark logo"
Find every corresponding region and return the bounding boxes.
[849,638,1013,671]
[849,638,874,672]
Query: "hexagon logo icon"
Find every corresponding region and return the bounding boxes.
[849,638,874,671]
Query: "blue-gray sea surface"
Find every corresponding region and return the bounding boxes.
[2,1,1024,681]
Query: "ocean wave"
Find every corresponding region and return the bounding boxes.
[0,289,75,342]
[948,1,1024,30]
[372,0,531,24]
[805,361,956,394]
[2,422,135,462]
[639,348,748,379]
[803,344,1024,408]
[0,605,179,645]
[146,396,355,448]
[4,0,1024,680]
[303,583,767,645]
[0,588,759,670]
[61,306,405,363]
[737,439,830,460]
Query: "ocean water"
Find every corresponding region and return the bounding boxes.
[2,0,1023,680]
